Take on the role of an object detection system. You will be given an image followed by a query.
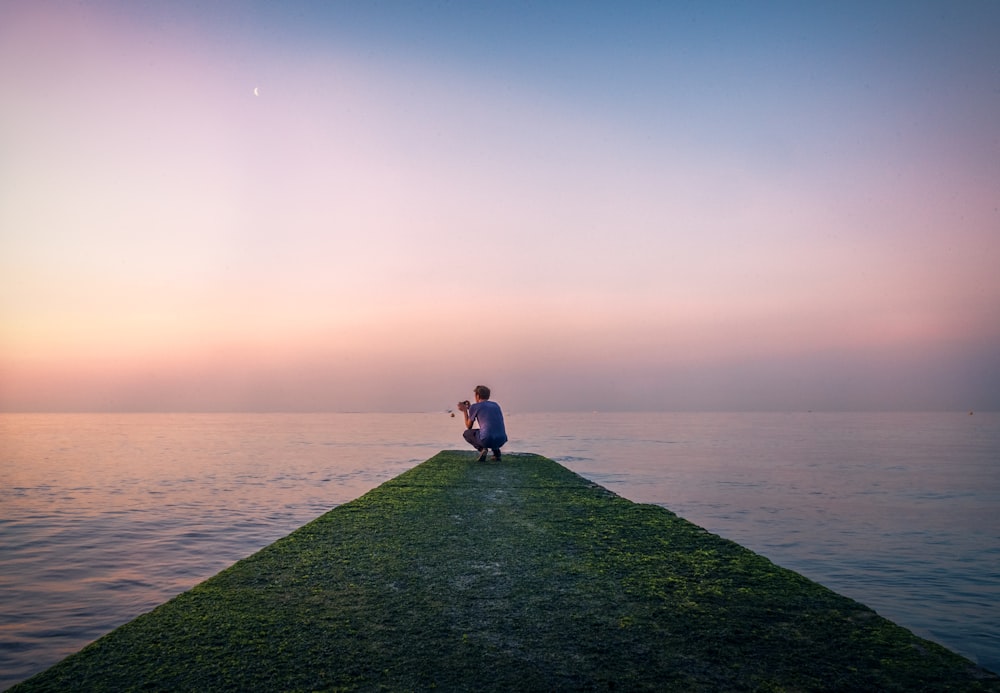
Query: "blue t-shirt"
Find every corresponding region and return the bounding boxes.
[469,400,507,447]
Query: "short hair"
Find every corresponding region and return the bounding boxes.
[474,385,491,400]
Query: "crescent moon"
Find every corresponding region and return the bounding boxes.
[253,87,260,97]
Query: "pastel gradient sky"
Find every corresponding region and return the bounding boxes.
[2,1,999,412]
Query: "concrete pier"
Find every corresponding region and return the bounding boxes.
[13,451,998,691]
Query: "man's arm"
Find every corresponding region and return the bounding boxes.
[458,401,475,429]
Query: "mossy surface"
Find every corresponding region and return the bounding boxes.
[14,451,998,692]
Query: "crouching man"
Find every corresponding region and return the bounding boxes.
[458,385,508,462]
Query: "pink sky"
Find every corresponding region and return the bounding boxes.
[2,2,999,412]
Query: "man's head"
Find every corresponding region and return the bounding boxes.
[473,385,491,401]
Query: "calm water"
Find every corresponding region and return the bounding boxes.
[1,411,997,688]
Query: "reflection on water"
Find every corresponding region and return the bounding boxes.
[1,412,997,688]
[0,413,457,689]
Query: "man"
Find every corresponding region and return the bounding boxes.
[458,385,508,462]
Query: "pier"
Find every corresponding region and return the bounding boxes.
[14,451,998,691]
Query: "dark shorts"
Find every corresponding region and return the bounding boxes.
[463,428,506,451]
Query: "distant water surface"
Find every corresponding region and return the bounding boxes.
[0,411,997,688]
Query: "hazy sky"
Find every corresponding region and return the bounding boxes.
[2,1,999,412]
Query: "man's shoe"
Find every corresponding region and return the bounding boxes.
[492,451,502,462]
[476,449,488,462]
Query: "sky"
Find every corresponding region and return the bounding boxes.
[2,1,999,413]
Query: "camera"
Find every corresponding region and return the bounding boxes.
[458,400,470,408]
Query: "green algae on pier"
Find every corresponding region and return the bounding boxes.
[13,451,998,691]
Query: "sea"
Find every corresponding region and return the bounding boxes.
[1,411,997,689]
